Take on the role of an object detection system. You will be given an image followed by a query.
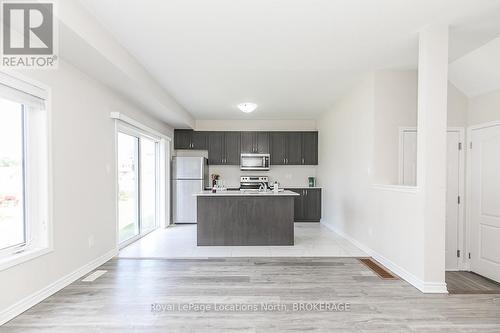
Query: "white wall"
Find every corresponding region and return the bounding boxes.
[317,73,427,289]
[0,61,173,320]
[195,119,317,131]
[448,83,468,127]
[317,74,376,241]
[371,69,468,185]
[373,70,418,184]
[467,89,500,125]
[318,62,454,292]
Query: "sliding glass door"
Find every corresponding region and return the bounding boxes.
[117,130,159,245]
[140,138,158,234]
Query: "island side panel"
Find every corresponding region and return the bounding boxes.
[197,196,294,246]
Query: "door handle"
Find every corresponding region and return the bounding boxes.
[302,157,304,164]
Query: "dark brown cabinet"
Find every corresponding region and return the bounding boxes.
[241,132,269,154]
[207,131,241,165]
[270,132,317,165]
[270,132,287,165]
[224,132,241,164]
[174,130,207,150]
[175,129,318,165]
[287,188,322,222]
[301,132,318,165]
[287,132,303,165]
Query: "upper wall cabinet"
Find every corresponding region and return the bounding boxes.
[174,130,207,150]
[207,131,241,165]
[270,132,318,165]
[301,131,318,165]
[241,131,269,154]
[174,129,317,166]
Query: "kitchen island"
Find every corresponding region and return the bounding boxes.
[195,190,299,246]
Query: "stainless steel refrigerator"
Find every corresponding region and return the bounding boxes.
[172,157,209,224]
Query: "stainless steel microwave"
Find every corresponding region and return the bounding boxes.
[240,153,270,171]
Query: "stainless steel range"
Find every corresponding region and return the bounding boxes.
[240,176,269,191]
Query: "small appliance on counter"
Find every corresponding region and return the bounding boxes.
[308,177,316,187]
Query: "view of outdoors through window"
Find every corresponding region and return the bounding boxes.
[0,98,26,251]
[117,133,139,243]
[140,138,157,233]
[117,132,158,244]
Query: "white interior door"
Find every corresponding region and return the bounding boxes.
[445,131,460,270]
[470,124,500,282]
[400,129,463,270]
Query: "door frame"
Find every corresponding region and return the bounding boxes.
[466,120,500,272]
[111,112,171,250]
[399,127,466,270]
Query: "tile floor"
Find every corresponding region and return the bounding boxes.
[118,222,367,258]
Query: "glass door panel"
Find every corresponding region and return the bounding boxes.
[117,133,139,243]
[140,138,157,233]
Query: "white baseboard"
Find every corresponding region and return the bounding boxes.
[321,222,448,294]
[0,248,118,326]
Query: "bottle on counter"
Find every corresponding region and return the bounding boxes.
[273,181,279,194]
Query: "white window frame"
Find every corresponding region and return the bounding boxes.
[0,71,52,271]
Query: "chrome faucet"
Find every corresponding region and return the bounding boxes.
[259,182,268,192]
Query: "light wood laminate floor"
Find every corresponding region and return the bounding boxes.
[3,257,500,332]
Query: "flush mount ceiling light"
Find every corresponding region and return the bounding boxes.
[238,103,258,113]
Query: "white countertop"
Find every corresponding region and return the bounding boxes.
[285,186,322,189]
[195,190,300,197]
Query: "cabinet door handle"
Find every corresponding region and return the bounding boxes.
[302,157,304,164]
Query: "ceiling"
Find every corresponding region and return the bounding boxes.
[78,0,500,120]
[449,36,500,97]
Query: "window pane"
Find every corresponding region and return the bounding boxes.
[140,138,157,233]
[118,133,139,243]
[0,99,25,250]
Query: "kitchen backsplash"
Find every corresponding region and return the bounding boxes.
[174,150,317,188]
[208,165,317,188]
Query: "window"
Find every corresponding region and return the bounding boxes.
[0,100,26,251]
[0,72,49,268]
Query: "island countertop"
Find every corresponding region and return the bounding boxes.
[194,190,300,197]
